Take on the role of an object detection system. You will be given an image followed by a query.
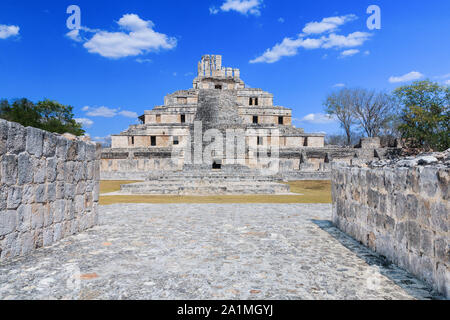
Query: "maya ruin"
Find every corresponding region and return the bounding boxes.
[0,1,448,305]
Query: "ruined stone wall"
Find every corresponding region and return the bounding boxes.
[0,119,100,260]
[332,160,449,297]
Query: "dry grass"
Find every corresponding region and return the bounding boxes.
[99,180,332,205]
[100,180,142,194]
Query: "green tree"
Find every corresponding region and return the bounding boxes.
[394,80,449,151]
[0,98,85,136]
[36,99,84,135]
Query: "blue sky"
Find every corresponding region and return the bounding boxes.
[1,0,449,143]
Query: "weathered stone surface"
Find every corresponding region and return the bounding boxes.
[7,186,22,209]
[25,127,43,157]
[18,152,33,185]
[332,162,449,298]
[1,154,18,185]
[7,122,26,154]
[0,119,9,155]
[0,204,443,300]
[43,132,56,157]
[0,210,17,236]
[0,120,100,261]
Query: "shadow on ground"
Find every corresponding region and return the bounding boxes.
[311,219,443,300]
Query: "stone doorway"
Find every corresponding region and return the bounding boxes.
[212,160,222,170]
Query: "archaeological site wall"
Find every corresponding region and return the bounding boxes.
[332,159,449,297]
[0,119,100,260]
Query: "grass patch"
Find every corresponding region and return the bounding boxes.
[100,180,142,194]
[99,180,331,205]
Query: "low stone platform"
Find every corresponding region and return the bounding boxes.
[119,180,291,195]
[116,167,292,195]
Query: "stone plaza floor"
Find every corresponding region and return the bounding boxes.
[0,204,443,300]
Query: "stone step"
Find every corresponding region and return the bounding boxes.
[120,181,290,195]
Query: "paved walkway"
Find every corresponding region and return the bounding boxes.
[0,204,442,300]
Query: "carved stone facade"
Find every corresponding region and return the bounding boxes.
[102,55,395,180]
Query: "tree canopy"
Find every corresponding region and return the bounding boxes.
[394,80,449,151]
[0,98,85,136]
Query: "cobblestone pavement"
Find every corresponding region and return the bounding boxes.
[0,204,443,300]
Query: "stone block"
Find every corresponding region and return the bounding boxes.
[31,204,44,229]
[53,223,63,242]
[7,122,26,154]
[66,140,78,160]
[74,195,85,215]
[25,127,43,157]
[419,228,433,256]
[53,200,65,223]
[35,184,47,203]
[76,141,86,161]
[407,221,420,251]
[43,132,57,157]
[419,167,438,197]
[0,187,6,211]
[33,158,46,184]
[64,199,75,220]
[55,136,67,159]
[0,119,8,155]
[0,232,18,259]
[17,204,32,233]
[0,210,17,236]
[55,181,65,199]
[43,203,53,227]
[47,183,56,202]
[7,186,22,209]
[19,231,34,255]
[21,184,35,204]
[430,202,448,234]
[1,154,18,185]
[46,157,57,182]
[64,183,75,200]
[406,194,418,220]
[18,152,33,185]
[43,227,53,247]
[33,228,43,249]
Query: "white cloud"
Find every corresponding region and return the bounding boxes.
[118,110,138,118]
[74,118,94,128]
[445,79,450,86]
[299,113,336,124]
[364,50,370,55]
[250,14,372,64]
[67,14,177,59]
[83,106,138,118]
[302,14,357,35]
[209,6,219,15]
[85,106,118,117]
[250,37,323,64]
[0,24,20,39]
[136,58,152,63]
[333,83,346,88]
[321,32,371,49]
[218,0,263,16]
[340,49,359,57]
[278,17,285,23]
[389,71,424,83]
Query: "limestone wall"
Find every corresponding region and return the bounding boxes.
[0,119,100,260]
[332,160,449,297]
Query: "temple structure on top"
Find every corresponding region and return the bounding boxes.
[102,55,387,181]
